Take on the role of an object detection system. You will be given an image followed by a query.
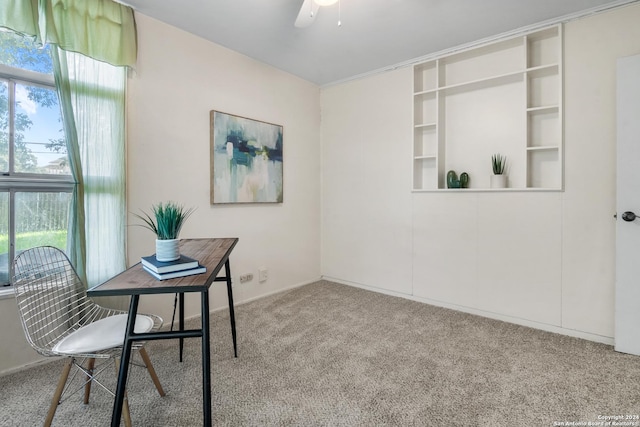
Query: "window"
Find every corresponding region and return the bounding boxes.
[0,30,73,287]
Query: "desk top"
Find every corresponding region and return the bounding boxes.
[87,238,239,297]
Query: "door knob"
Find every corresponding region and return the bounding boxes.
[622,211,637,222]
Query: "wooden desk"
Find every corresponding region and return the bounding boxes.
[87,238,239,427]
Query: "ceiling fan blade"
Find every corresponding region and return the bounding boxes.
[294,0,320,28]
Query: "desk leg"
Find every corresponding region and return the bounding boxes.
[111,295,139,427]
[179,293,185,362]
[224,259,238,358]
[201,290,212,427]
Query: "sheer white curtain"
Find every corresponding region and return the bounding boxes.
[53,48,126,286]
[3,0,135,286]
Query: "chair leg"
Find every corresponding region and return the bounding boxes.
[114,357,133,427]
[138,347,165,397]
[83,358,96,404]
[122,394,132,427]
[45,358,73,427]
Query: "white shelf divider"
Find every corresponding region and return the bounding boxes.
[412,24,563,191]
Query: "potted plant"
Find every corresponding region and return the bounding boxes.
[134,202,195,262]
[490,153,507,188]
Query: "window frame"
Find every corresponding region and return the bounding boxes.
[0,63,74,292]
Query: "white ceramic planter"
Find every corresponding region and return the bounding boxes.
[156,239,180,262]
[490,174,507,189]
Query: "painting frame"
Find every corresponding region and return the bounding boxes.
[210,110,284,204]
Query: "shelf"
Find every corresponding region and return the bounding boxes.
[527,27,560,69]
[414,64,559,97]
[414,65,559,97]
[412,187,562,193]
[414,123,436,129]
[527,149,561,189]
[414,69,524,96]
[439,70,523,93]
[414,91,437,126]
[414,62,438,93]
[527,108,560,148]
[412,24,562,192]
[527,67,559,109]
[414,89,436,96]
[527,105,559,113]
[526,63,559,76]
[414,123,437,158]
[440,36,523,86]
[526,145,558,152]
[413,157,438,190]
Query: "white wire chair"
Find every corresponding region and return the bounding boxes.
[13,246,165,427]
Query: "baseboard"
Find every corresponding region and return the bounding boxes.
[181,277,322,324]
[0,356,58,377]
[322,276,615,346]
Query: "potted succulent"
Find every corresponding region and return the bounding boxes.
[134,202,195,262]
[490,153,507,188]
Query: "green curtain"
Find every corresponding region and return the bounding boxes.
[0,0,39,39]
[51,50,87,283]
[52,48,127,286]
[1,0,134,285]
[0,0,136,68]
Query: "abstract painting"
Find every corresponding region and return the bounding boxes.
[210,111,283,204]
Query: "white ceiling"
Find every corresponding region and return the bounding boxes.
[121,0,635,86]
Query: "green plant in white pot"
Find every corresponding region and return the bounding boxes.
[134,202,195,262]
[490,153,507,189]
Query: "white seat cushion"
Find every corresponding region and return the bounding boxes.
[52,314,154,354]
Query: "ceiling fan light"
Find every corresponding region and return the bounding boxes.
[314,0,338,6]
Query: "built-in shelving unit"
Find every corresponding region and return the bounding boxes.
[412,25,563,191]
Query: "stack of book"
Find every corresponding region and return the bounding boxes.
[141,254,206,280]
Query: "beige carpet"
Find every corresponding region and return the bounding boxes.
[1,280,639,426]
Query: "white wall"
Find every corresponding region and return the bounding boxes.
[321,3,640,342]
[127,14,322,323]
[560,4,640,337]
[321,70,414,293]
[0,13,321,375]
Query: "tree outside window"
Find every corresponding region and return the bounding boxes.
[0,29,73,287]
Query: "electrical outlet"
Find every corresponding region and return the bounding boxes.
[239,273,253,283]
[259,268,268,283]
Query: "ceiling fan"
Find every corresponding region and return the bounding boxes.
[294,0,339,28]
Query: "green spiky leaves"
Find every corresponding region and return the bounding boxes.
[133,202,195,240]
[492,154,506,175]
